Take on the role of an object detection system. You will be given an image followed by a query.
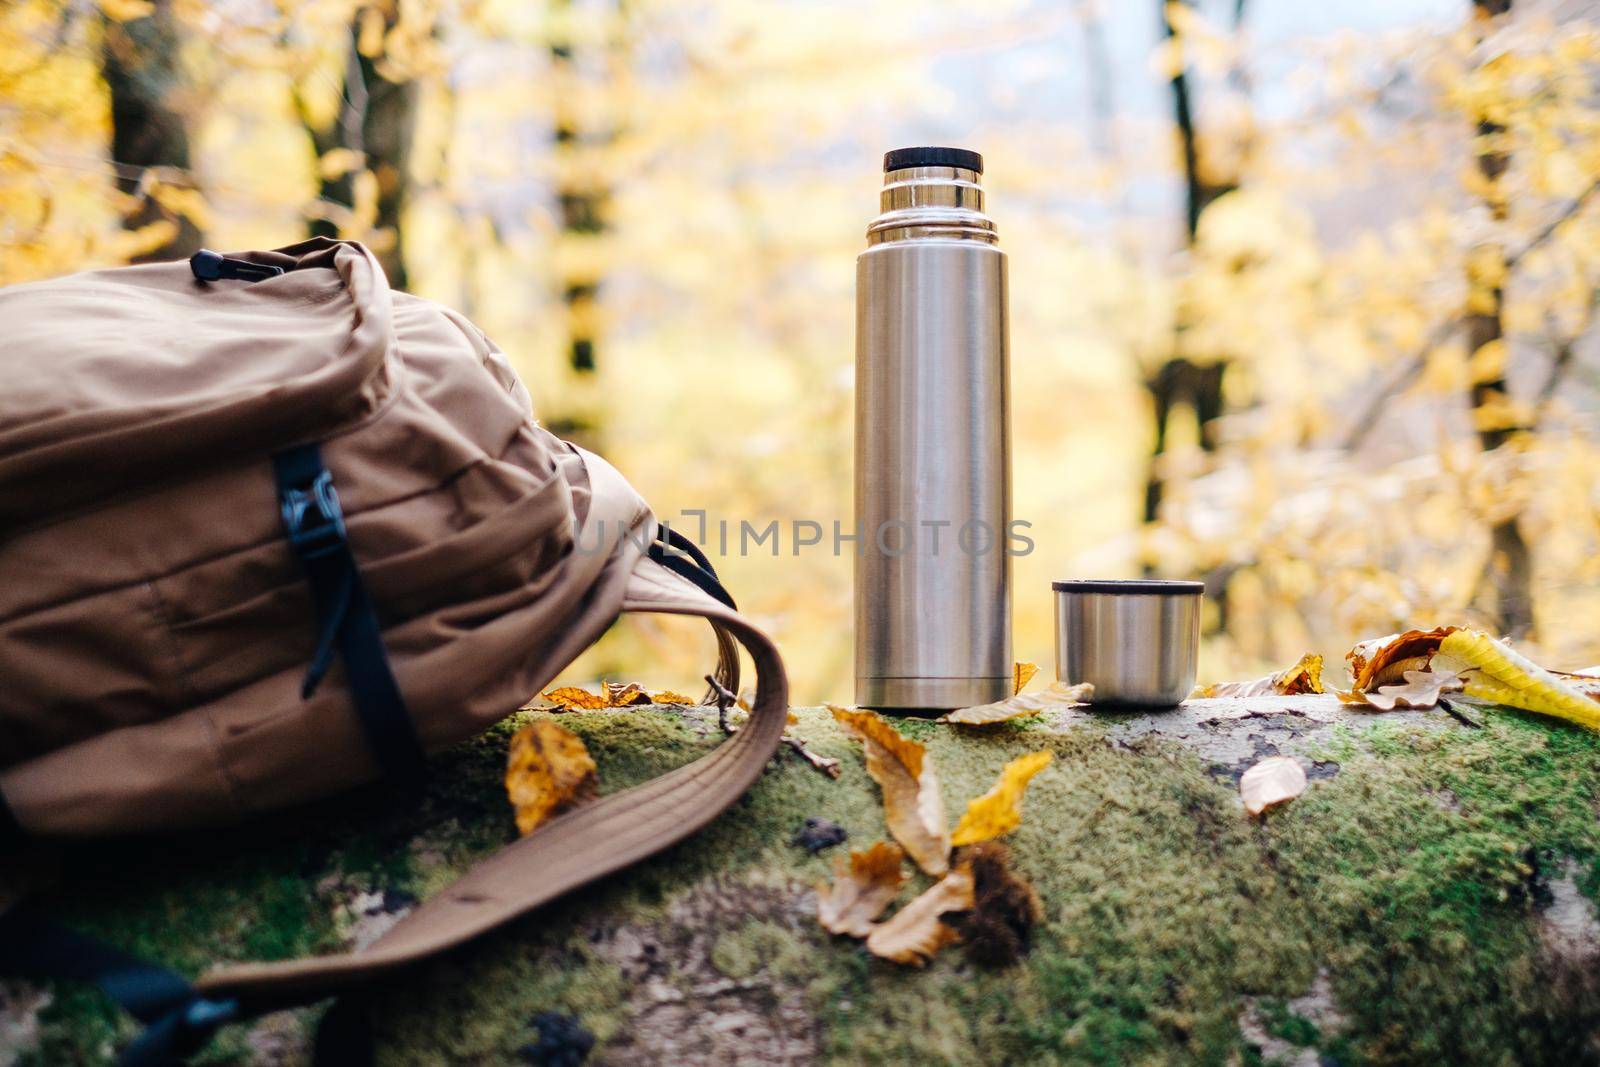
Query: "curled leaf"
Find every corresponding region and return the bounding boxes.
[865,864,975,966]
[1013,661,1040,695]
[828,705,950,875]
[1192,653,1325,698]
[1440,629,1600,730]
[505,720,598,835]
[817,841,907,938]
[1239,756,1307,817]
[942,681,1094,726]
[1345,627,1457,691]
[949,751,1054,847]
[603,681,652,706]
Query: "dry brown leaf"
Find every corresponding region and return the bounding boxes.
[954,842,1043,966]
[1345,627,1457,690]
[505,719,598,835]
[949,751,1054,847]
[828,705,950,875]
[1192,653,1326,698]
[816,841,907,938]
[865,864,975,966]
[1013,661,1040,695]
[651,690,698,705]
[942,681,1094,726]
[540,686,611,710]
[1360,669,1464,710]
[1239,756,1307,816]
[603,681,652,706]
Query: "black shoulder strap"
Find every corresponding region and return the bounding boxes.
[273,443,426,787]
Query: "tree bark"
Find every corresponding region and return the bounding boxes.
[101,0,201,262]
[1467,0,1533,639]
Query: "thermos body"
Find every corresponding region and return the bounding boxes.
[854,148,1012,710]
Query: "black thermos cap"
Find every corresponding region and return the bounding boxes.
[883,146,983,174]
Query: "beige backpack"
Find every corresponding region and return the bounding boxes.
[0,238,788,1062]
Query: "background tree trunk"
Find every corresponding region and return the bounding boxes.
[1144,0,1243,529]
[297,5,418,291]
[101,0,201,262]
[1467,0,1534,639]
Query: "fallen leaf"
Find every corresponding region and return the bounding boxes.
[1345,627,1457,691]
[786,709,800,726]
[1191,653,1326,698]
[651,690,698,705]
[539,686,610,710]
[942,681,1094,726]
[865,864,975,965]
[1239,756,1307,816]
[1013,661,1040,695]
[603,681,652,706]
[828,705,950,875]
[953,842,1042,966]
[817,841,907,937]
[505,720,598,835]
[1436,629,1600,730]
[949,751,1054,847]
[1360,669,1464,710]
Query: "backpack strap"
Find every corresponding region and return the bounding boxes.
[274,442,428,788]
[182,556,787,1012]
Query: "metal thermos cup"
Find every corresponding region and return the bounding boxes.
[1053,580,1202,706]
[854,146,1011,710]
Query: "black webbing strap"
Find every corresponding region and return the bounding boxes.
[647,526,736,610]
[0,904,238,1065]
[0,788,23,853]
[273,444,426,788]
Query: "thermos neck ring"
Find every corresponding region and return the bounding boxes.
[867,165,998,246]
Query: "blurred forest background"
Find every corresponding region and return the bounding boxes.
[5,0,1600,702]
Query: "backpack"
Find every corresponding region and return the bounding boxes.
[0,238,789,1061]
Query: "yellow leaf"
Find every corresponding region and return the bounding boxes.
[651,690,698,706]
[864,863,975,966]
[828,705,950,875]
[505,720,598,835]
[98,0,155,21]
[942,681,1093,726]
[949,751,1053,847]
[1192,653,1325,698]
[1013,661,1040,695]
[318,147,364,181]
[1439,629,1600,730]
[1239,756,1306,817]
[816,841,907,938]
[1468,338,1508,383]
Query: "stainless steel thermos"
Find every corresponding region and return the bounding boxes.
[854,146,1011,710]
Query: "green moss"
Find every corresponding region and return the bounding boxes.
[22,705,1600,1064]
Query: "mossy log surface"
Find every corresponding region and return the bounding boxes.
[9,695,1600,1065]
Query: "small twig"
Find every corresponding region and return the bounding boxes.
[781,736,842,778]
[1439,698,1482,729]
[704,673,737,736]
